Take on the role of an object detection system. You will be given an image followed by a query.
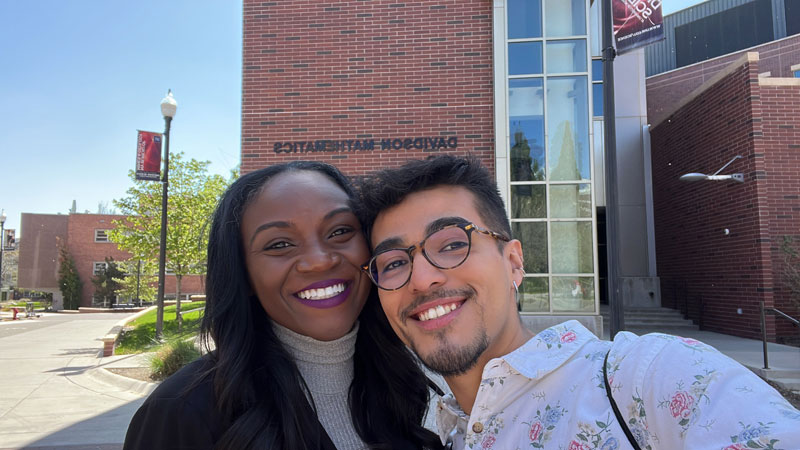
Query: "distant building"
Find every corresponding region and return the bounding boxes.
[648,46,800,341]
[18,213,204,309]
[645,0,800,76]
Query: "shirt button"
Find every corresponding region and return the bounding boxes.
[472,422,484,433]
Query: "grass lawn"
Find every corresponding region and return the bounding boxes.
[115,301,205,354]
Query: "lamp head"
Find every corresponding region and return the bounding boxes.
[160,89,177,118]
[679,173,708,182]
[0,210,5,225]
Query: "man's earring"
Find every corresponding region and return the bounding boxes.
[513,280,521,311]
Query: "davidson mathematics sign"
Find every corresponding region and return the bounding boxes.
[273,136,458,154]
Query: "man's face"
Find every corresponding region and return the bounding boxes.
[371,185,524,376]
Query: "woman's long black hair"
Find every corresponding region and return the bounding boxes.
[200,160,443,449]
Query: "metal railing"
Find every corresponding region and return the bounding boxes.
[760,301,800,369]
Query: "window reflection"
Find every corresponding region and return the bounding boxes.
[509,42,543,75]
[508,0,542,39]
[552,277,594,312]
[547,76,590,181]
[520,277,549,312]
[509,78,545,181]
[511,222,548,274]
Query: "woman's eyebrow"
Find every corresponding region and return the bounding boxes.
[249,221,291,247]
[324,206,353,221]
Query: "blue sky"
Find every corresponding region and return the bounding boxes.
[0,0,701,237]
[0,1,242,235]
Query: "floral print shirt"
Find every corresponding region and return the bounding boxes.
[436,320,800,450]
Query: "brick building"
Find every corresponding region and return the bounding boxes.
[18,213,204,309]
[648,52,800,341]
[239,0,665,334]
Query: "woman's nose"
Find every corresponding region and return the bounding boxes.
[296,243,340,272]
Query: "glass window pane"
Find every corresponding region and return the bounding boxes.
[547,76,590,181]
[551,221,593,273]
[520,277,549,312]
[508,0,542,39]
[550,184,592,218]
[552,276,594,312]
[511,222,548,274]
[546,40,587,74]
[509,42,543,75]
[511,185,546,218]
[509,78,545,181]
[590,0,601,56]
[592,83,603,117]
[545,0,586,37]
[591,59,603,81]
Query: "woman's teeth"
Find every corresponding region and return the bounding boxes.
[297,283,346,300]
[417,303,460,321]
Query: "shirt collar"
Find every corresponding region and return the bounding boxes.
[435,320,597,441]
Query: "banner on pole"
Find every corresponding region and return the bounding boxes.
[613,0,665,55]
[136,130,162,181]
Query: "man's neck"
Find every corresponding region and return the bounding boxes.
[444,323,534,415]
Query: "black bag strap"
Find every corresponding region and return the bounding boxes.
[604,350,642,450]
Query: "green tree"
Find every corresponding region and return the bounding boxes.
[114,259,157,306]
[91,257,125,307]
[109,152,229,336]
[57,246,82,310]
[781,236,800,312]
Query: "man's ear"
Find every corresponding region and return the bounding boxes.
[505,239,524,285]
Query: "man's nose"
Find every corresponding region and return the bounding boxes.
[406,251,446,293]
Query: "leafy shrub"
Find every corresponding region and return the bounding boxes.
[150,340,200,381]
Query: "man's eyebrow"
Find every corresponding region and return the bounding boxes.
[425,216,468,236]
[373,237,406,254]
[248,221,291,247]
[373,216,469,254]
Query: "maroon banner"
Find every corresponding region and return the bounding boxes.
[136,130,162,181]
[613,0,664,55]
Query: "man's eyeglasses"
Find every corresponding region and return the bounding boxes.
[363,222,510,291]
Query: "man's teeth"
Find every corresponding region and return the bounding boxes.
[417,303,459,321]
[297,283,346,300]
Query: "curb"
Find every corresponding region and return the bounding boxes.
[87,363,159,396]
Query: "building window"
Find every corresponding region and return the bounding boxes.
[592,59,603,117]
[94,229,109,242]
[500,0,597,314]
[93,261,109,275]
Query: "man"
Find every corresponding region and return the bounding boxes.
[359,155,799,450]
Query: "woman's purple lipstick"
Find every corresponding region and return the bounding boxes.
[294,280,352,309]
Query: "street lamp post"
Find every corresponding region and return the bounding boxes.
[155,90,177,341]
[0,210,6,291]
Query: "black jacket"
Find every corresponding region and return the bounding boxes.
[123,356,223,449]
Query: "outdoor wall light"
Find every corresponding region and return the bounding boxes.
[679,155,744,183]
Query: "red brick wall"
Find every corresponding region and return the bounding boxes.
[651,57,800,341]
[18,213,68,290]
[66,214,133,307]
[65,214,204,307]
[650,59,776,340]
[760,83,800,339]
[241,0,495,176]
[647,34,800,127]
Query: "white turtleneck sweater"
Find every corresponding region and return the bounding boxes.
[272,322,367,450]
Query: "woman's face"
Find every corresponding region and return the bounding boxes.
[240,170,371,341]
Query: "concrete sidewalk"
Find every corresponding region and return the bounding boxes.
[0,312,147,450]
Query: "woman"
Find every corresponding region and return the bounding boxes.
[124,161,443,450]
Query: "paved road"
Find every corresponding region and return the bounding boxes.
[0,313,146,450]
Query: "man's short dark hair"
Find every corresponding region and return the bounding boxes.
[359,154,512,243]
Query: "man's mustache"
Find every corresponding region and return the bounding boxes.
[400,287,476,320]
